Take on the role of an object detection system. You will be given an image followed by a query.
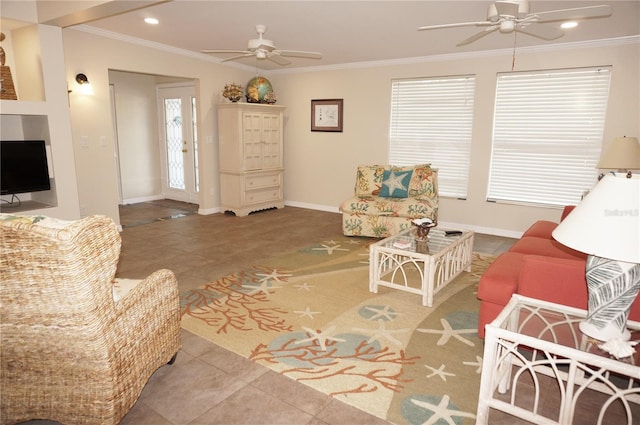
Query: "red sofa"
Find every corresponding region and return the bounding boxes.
[477,207,640,338]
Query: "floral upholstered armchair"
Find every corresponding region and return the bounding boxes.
[0,214,181,425]
[340,164,439,237]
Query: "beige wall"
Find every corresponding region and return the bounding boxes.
[63,27,254,222]
[108,70,163,202]
[271,40,639,237]
[0,24,81,220]
[62,25,638,236]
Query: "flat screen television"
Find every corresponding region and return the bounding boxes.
[1,140,51,195]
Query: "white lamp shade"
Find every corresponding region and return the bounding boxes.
[552,173,640,263]
[597,137,640,170]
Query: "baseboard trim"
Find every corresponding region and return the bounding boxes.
[121,195,164,205]
[284,200,340,214]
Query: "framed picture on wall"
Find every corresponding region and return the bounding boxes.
[311,99,343,132]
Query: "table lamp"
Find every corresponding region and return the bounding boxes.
[552,172,640,342]
[597,136,640,172]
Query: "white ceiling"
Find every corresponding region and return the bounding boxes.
[75,0,640,70]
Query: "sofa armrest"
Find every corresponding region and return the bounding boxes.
[561,205,576,221]
[518,255,588,310]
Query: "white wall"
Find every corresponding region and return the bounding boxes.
[271,40,640,237]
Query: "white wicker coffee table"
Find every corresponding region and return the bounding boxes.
[369,226,474,307]
[477,294,640,425]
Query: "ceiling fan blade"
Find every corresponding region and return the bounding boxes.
[220,53,254,62]
[457,26,499,46]
[267,53,292,66]
[278,50,322,59]
[418,21,492,31]
[533,5,612,23]
[201,49,249,54]
[517,23,564,40]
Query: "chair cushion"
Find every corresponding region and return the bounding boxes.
[340,195,437,219]
[112,278,142,302]
[0,213,74,229]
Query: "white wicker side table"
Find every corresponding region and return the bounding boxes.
[477,294,640,425]
[369,227,474,307]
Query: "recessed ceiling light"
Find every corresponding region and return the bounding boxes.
[144,17,159,25]
[561,21,578,29]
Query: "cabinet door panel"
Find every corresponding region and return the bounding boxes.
[261,113,282,169]
[243,113,263,170]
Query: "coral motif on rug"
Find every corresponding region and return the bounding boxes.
[181,237,494,424]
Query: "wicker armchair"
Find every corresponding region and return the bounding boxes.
[0,215,181,425]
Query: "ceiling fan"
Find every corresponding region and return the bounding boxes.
[201,24,322,66]
[418,0,612,46]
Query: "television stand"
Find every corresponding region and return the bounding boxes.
[0,200,53,214]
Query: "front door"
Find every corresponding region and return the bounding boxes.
[157,84,199,203]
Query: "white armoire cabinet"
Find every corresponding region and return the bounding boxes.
[217,103,286,216]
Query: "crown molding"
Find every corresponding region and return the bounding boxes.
[69,25,639,76]
[70,25,254,72]
[273,35,640,75]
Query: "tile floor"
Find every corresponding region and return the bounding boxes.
[22,202,520,425]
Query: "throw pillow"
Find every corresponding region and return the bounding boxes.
[355,165,386,197]
[379,169,413,198]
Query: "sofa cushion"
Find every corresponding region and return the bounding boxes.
[517,255,588,310]
[379,169,412,198]
[509,236,587,261]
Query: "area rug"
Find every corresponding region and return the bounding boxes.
[180,236,495,425]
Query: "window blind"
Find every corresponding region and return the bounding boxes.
[389,76,475,198]
[487,67,612,206]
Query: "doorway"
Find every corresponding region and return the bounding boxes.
[157,83,199,203]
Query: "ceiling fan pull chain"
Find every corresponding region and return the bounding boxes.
[511,31,518,71]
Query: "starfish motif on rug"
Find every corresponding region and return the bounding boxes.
[411,395,476,425]
[312,243,349,255]
[463,356,483,373]
[362,305,402,321]
[243,280,282,296]
[255,269,292,284]
[352,319,410,346]
[296,325,346,351]
[294,282,315,291]
[416,318,476,347]
[424,363,455,381]
[294,306,321,319]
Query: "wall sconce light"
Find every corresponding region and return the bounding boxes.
[75,73,89,85]
[74,73,93,95]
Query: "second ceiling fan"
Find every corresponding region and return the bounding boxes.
[202,24,322,66]
[418,0,613,46]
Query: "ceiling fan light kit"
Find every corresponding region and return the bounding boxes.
[418,0,612,46]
